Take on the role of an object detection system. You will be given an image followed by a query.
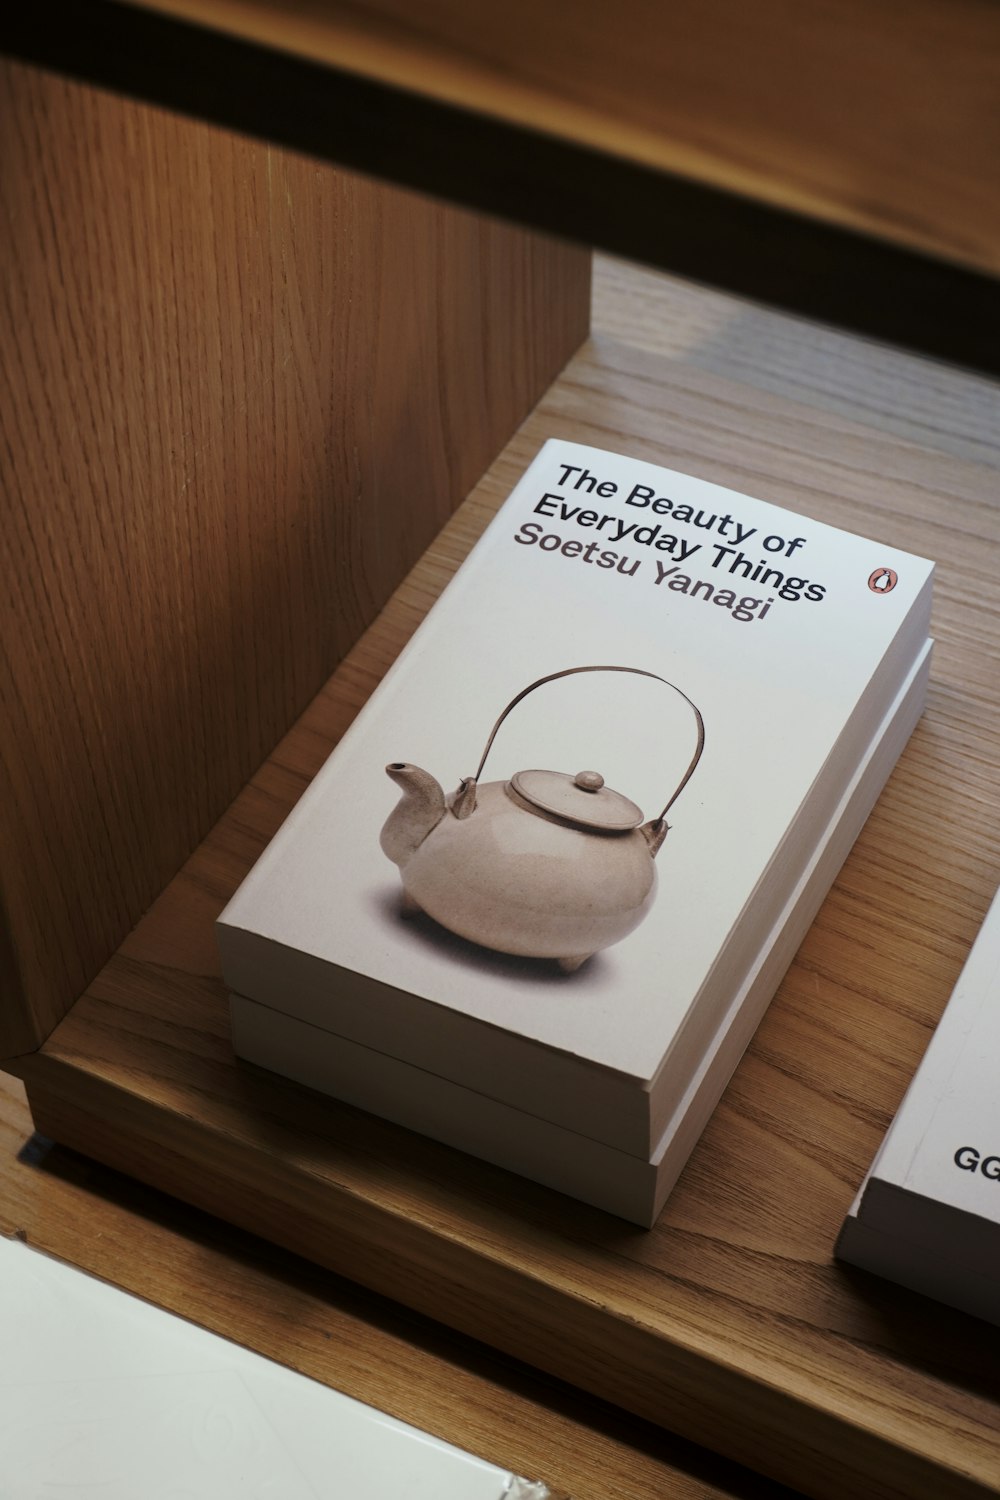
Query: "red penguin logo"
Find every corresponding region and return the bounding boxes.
[868,567,898,593]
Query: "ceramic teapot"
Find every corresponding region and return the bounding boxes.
[380,665,704,971]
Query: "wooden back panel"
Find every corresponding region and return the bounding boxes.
[0,57,590,1058]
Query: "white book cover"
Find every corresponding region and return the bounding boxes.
[218,440,933,1157]
[838,884,1000,1317]
[0,1236,547,1498]
[231,643,930,1225]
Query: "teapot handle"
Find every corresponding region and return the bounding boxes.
[470,665,705,823]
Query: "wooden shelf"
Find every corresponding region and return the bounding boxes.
[137,0,1000,275]
[14,268,1000,1499]
[3,0,999,370]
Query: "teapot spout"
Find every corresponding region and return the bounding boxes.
[380,763,446,866]
[640,818,669,858]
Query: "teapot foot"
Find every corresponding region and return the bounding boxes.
[399,888,423,918]
[557,954,591,974]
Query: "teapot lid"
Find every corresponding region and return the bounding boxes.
[509,769,643,831]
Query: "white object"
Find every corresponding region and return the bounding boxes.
[218,439,933,1199]
[232,644,929,1224]
[0,1235,548,1499]
[837,886,1000,1325]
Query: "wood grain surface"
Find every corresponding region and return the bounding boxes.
[103,0,1000,278]
[0,57,589,1058]
[10,262,1000,1498]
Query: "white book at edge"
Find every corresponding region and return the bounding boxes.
[0,1236,549,1499]
[837,884,1000,1325]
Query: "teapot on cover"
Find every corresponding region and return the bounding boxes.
[380,665,705,972]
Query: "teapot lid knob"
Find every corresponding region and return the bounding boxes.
[573,770,605,792]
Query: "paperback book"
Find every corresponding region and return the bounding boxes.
[231,641,929,1224]
[218,440,934,1219]
[837,885,1000,1325]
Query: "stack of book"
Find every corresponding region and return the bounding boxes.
[218,441,934,1226]
[837,888,1000,1325]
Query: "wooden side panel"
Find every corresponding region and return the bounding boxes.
[0,57,590,1058]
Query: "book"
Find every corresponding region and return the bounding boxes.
[218,440,934,1183]
[0,1236,549,1498]
[836,884,1000,1325]
[231,642,928,1224]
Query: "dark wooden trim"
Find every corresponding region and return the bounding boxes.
[3,0,998,374]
